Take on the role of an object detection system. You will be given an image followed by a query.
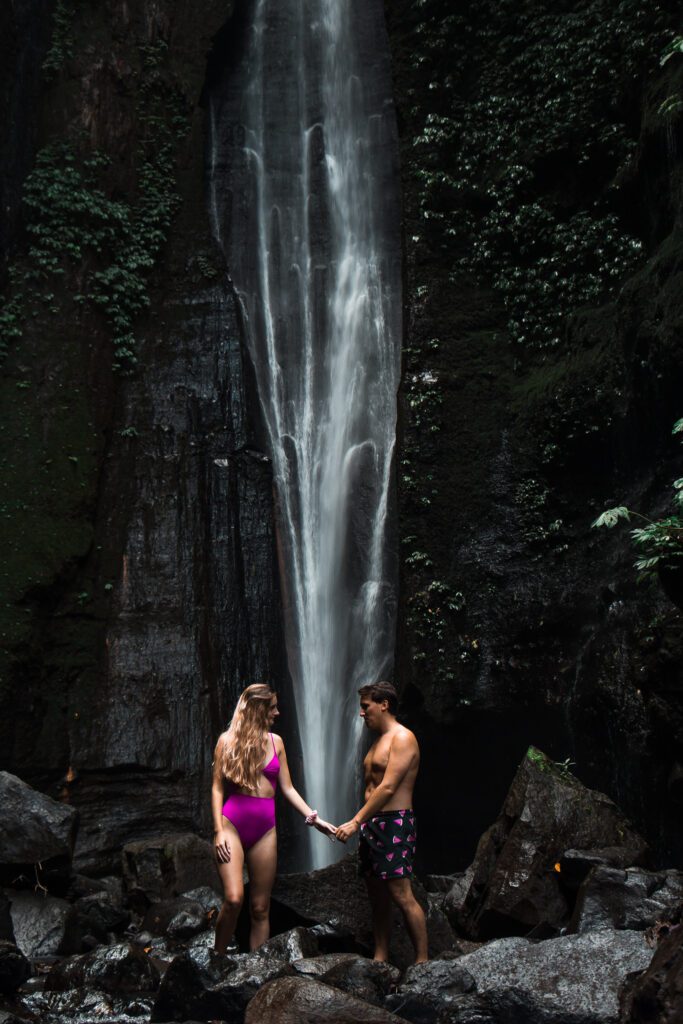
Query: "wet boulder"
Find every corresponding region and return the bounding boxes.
[17,986,156,1023]
[142,897,208,940]
[292,951,362,977]
[122,834,220,907]
[318,956,400,1006]
[619,907,683,1024]
[44,942,160,994]
[455,747,648,939]
[179,886,223,915]
[570,867,683,933]
[0,773,77,889]
[0,941,31,994]
[73,890,130,943]
[258,926,319,962]
[7,891,81,957]
[150,946,294,1022]
[387,928,653,1024]
[244,975,407,1023]
[272,854,455,968]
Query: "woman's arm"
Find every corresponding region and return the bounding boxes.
[275,736,336,837]
[211,736,231,863]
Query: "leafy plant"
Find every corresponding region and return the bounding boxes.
[592,419,683,578]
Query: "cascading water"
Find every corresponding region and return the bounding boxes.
[208,0,401,867]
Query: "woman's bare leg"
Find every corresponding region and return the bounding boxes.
[244,827,277,950]
[214,817,245,953]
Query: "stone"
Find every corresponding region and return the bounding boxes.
[272,854,455,967]
[0,941,31,994]
[17,986,156,1024]
[619,910,683,1024]
[150,947,294,1023]
[0,773,78,884]
[292,952,361,977]
[122,835,220,907]
[570,866,683,933]
[44,942,160,994]
[387,928,653,1024]
[142,897,208,939]
[455,748,649,939]
[244,975,407,1023]
[179,887,223,915]
[6,891,81,957]
[319,955,400,1006]
[424,874,459,894]
[443,868,475,929]
[73,890,130,942]
[258,926,319,962]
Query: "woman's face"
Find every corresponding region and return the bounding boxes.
[267,695,279,727]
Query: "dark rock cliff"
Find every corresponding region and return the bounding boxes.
[386,0,683,870]
[0,0,288,871]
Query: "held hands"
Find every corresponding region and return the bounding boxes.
[214,828,231,863]
[335,819,360,844]
[305,811,338,842]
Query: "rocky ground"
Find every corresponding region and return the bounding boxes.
[1,751,681,1024]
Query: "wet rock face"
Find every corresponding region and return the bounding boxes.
[620,914,683,1024]
[0,772,78,886]
[387,930,653,1024]
[122,835,220,908]
[7,891,80,958]
[0,0,289,877]
[44,942,160,995]
[150,947,294,1023]
[454,748,648,939]
[570,866,683,934]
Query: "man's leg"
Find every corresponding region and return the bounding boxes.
[386,878,428,964]
[365,875,393,962]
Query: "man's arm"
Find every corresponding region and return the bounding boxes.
[336,732,416,842]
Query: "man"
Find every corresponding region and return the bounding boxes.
[336,681,428,964]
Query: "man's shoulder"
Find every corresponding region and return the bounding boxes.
[392,723,419,749]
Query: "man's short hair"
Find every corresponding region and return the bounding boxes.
[358,681,398,715]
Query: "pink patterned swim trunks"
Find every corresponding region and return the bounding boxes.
[358,809,417,880]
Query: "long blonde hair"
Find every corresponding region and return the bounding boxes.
[218,683,275,791]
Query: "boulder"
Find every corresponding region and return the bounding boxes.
[0,773,78,887]
[443,868,474,929]
[570,867,683,934]
[150,947,294,1022]
[44,942,160,994]
[619,910,683,1024]
[272,854,455,967]
[73,890,130,943]
[0,941,31,994]
[179,887,223,915]
[17,986,156,1023]
[387,928,654,1024]
[244,975,407,1023]
[122,834,220,907]
[6,891,81,957]
[319,956,400,1006]
[142,897,208,940]
[292,952,362,977]
[455,747,648,939]
[258,926,319,962]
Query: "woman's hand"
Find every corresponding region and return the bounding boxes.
[335,818,360,843]
[313,818,338,841]
[214,828,231,863]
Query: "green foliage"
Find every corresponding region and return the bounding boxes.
[0,39,188,370]
[406,0,672,351]
[592,420,683,579]
[42,0,77,81]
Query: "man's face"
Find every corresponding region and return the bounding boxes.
[359,697,386,730]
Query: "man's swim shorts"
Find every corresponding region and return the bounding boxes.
[358,809,417,880]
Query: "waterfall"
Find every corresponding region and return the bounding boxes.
[208,0,401,867]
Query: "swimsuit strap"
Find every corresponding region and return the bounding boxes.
[270,732,276,757]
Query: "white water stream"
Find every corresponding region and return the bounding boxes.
[209,0,401,867]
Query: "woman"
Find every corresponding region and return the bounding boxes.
[211,683,336,952]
